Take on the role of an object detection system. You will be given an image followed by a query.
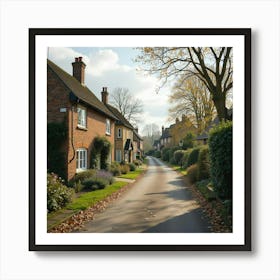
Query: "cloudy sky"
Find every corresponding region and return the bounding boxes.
[48,47,172,134]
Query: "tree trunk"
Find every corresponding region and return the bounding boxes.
[212,94,228,121]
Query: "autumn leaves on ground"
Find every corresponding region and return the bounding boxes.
[47,47,233,234]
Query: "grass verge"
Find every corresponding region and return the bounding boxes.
[117,169,144,180]
[66,181,127,211]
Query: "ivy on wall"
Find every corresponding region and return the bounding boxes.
[47,121,68,179]
[90,136,111,170]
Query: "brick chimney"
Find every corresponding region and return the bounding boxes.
[72,57,86,85]
[101,87,109,104]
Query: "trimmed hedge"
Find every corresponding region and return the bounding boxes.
[186,164,198,184]
[187,147,201,167]
[162,147,170,161]
[197,146,210,181]
[173,150,185,165]
[208,121,232,199]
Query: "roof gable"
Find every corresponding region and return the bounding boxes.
[105,104,134,130]
[47,59,117,120]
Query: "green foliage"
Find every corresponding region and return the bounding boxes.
[173,150,185,165]
[187,147,201,167]
[168,146,180,163]
[208,121,232,199]
[161,147,170,161]
[154,150,161,158]
[69,169,96,186]
[182,132,195,149]
[47,121,68,180]
[197,146,210,180]
[66,181,127,211]
[90,136,111,170]
[109,162,121,176]
[195,179,216,201]
[186,164,198,184]
[128,163,136,171]
[73,180,84,193]
[47,173,74,212]
[120,164,130,174]
[182,150,191,168]
[133,159,142,166]
[83,177,107,191]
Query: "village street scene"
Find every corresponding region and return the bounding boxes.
[47,47,233,233]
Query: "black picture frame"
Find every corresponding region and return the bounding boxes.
[29,28,251,251]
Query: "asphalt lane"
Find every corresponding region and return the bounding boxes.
[77,156,211,233]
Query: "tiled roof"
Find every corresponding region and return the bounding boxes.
[105,104,134,130]
[160,127,171,139]
[133,130,143,141]
[47,59,117,120]
[196,116,220,140]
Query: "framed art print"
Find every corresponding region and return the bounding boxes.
[29,28,251,251]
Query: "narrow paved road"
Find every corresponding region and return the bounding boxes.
[77,157,211,233]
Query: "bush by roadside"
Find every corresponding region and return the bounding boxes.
[208,121,232,200]
[47,173,74,212]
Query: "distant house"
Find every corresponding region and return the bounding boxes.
[133,128,144,160]
[196,116,220,145]
[101,88,137,163]
[47,57,117,181]
[196,109,232,145]
[169,115,195,147]
[153,139,160,151]
[160,126,172,149]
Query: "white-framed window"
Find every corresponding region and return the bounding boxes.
[116,149,122,162]
[76,148,87,171]
[106,119,111,135]
[117,128,122,138]
[77,106,87,128]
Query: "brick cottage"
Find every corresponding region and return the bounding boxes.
[47,57,117,181]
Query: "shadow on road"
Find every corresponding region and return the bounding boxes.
[142,209,211,233]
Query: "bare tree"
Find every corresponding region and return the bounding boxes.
[136,47,232,121]
[110,87,143,126]
[141,123,160,137]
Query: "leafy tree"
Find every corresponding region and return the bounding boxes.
[136,47,232,121]
[110,87,143,126]
[169,76,216,133]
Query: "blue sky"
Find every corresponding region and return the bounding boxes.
[48,47,172,134]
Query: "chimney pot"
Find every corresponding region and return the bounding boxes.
[72,57,86,85]
[101,87,109,104]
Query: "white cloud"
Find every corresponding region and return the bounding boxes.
[48,47,171,133]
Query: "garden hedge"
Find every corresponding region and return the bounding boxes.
[208,121,232,199]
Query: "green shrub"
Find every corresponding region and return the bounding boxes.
[47,173,74,212]
[197,146,210,180]
[154,150,161,158]
[173,150,185,165]
[133,159,142,166]
[182,132,195,149]
[69,169,96,186]
[128,163,136,171]
[73,180,84,193]
[109,162,121,176]
[168,146,180,163]
[186,164,198,184]
[120,164,130,174]
[208,121,232,199]
[187,147,201,167]
[162,147,170,161]
[195,179,216,201]
[83,177,107,191]
[182,150,191,168]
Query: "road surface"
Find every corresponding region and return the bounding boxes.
[77,156,211,233]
